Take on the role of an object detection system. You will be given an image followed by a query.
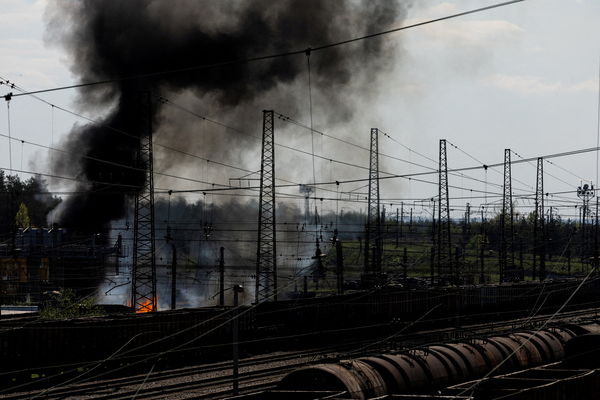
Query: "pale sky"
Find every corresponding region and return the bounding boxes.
[0,0,599,223]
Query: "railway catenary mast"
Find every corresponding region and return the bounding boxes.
[499,149,514,282]
[534,157,546,281]
[255,110,277,303]
[363,128,382,280]
[131,92,157,313]
[438,139,452,283]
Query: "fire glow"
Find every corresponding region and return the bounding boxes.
[135,298,155,313]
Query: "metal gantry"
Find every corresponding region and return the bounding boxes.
[533,157,546,281]
[131,92,157,313]
[438,139,452,283]
[255,110,277,303]
[499,149,514,282]
[364,128,382,276]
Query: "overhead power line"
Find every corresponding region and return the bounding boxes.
[1,0,525,100]
[275,111,521,193]
[161,98,507,197]
[166,145,600,194]
[0,78,257,176]
[0,79,345,196]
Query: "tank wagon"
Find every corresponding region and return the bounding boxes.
[277,325,587,399]
[443,333,600,399]
[2,279,599,389]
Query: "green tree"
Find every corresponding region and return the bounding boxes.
[0,172,61,238]
[15,202,30,228]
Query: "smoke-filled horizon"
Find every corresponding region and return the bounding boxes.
[97,195,368,307]
[44,0,410,234]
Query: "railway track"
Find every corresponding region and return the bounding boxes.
[62,365,297,400]
[1,343,357,400]
[4,307,599,400]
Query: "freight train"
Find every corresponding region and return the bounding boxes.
[1,278,599,390]
[276,325,591,399]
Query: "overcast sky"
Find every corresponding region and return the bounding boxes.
[1,0,599,223]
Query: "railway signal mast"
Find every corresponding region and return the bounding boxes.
[577,182,595,268]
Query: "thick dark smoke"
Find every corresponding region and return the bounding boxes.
[45,0,409,234]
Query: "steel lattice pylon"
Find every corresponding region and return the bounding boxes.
[364,128,382,275]
[255,110,277,303]
[499,149,514,282]
[533,157,546,281]
[131,92,157,313]
[437,139,452,282]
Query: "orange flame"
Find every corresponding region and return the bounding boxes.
[135,298,155,313]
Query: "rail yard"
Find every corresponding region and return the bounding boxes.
[3,306,600,399]
[1,0,600,399]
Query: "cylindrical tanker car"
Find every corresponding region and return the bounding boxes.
[277,325,587,400]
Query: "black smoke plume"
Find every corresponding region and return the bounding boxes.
[45,0,409,234]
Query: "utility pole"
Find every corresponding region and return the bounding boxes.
[395,208,399,248]
[519,240,524,280]
[462,202,471,279]
[303,276,308,295]
[232,284,243,395]
[255,110,277,303]
[219,247,225,306]
[595,197,599,273]
[382,206,387,258]
[400,202,404,240]
[430,247,435,286]
[547,204,554,262]
[333,229,344,294]
[480,206,485,284]
[463,203,471,239]
[438,139,452,284]
[115,233,123,275]
[432,199,436,243]
[299,184,313,224]
[403,247,408,286]
[171,243,177,310]
[312,238,325,285]
[432,199,436,284]
[363,128,382,281]
[499,149,514,283]
[131,92,157,313]
[455,246,461,279]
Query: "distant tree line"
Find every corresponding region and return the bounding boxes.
[0,172,61,241]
